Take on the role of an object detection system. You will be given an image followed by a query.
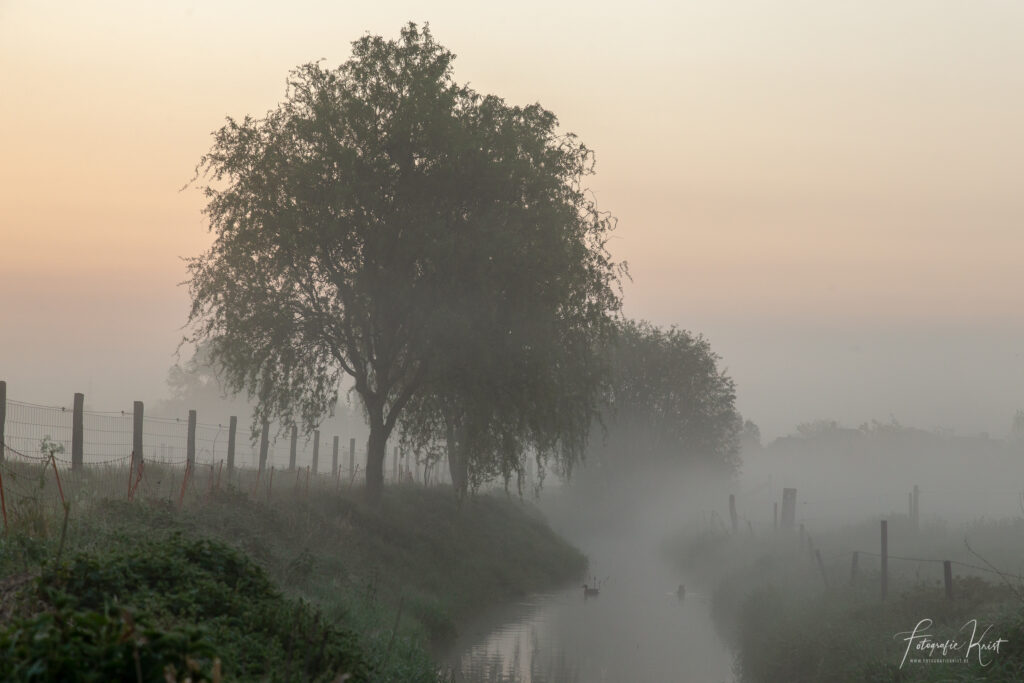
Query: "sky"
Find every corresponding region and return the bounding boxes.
[2,1,1022,440]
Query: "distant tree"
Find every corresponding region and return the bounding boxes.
[585,320,741,475]
[740,419,762,452]
[158,343,242,418]
[1011,410,1024,443]
[796,419,841,439]
[185,24,622,504]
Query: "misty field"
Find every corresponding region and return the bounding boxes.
[653,421,1024,681]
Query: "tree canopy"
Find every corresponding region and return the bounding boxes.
[185,23,622,503]
[588,319,741,474]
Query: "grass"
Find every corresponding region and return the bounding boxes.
[666,515,1024,682]
[0,465,587,682]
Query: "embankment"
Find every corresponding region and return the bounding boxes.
[0,484,586,681]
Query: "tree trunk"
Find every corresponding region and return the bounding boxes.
[365,405,387,505]
[447,419,469,499]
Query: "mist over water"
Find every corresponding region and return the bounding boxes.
[445,465,739,682]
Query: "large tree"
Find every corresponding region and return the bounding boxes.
[185,23,622,503]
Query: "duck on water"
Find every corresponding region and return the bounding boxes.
[582,575,605,598]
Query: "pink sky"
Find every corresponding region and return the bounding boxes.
[2,1,1022,439]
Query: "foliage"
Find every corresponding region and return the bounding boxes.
[185,22,622,503]
[39,435,64,457]
[0,604,217,683]
[589,319,740,473]
[0,533,370,682]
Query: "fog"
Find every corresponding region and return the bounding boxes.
[3,2,1024,681]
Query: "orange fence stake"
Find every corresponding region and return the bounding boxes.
[49,455,66,506]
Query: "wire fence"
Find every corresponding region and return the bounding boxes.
[694,483,1024,605]
[0,386,453,534]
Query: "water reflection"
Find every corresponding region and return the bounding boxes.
[444,543,735,682]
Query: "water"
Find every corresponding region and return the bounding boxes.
[443,533,736,682]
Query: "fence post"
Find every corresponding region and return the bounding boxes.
[312,429,320,475]
[943,560,953,600]
[332,436,339,478]
[912,485,920,531]
[349,437,355,478]
[289,425,298,471]
[392,446,398,482]
[881,520,888,601]
[781,488,797,529]
[729,494,738,534]
[815,548,829,589]
[72,392,84,470]
[186,409,197,468]
[0,380,5,462]
[227,416,237,474]
[849,551,859,586]
[132,401,144,466]
[259,419,269,474]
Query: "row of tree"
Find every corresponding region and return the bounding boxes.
[184,23,738,504]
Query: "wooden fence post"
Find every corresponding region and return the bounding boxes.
[72,392,84,470]
[850,551,859,586]
[186,409,197,467]
[289,425,298,471]
[259,419,269,474]
[227,416,237,474]
[349,438,355,478]
[881,520,888,601]
[312,429,320,475]
[392,446,398,482]
[912,485,920,531]
[729,494,738,534]
[332,436,339,478]
[0,380,5,462]
[944,560,953,600]
[815,548,829,589]
[781,488,797,529]
[132,401,144,466]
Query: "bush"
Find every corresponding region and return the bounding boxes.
[0,534,370,682]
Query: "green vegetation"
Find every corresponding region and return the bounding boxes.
[667,517,1024,682]
[0,482,586,681]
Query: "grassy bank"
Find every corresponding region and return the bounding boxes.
[0,479,586,681]
[667,517,1024,681]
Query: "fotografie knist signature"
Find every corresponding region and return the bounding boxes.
[895,618,1009,668]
